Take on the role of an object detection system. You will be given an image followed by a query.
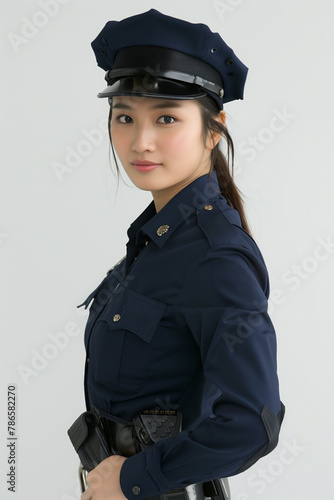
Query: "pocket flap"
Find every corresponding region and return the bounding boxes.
[100,288,167,343]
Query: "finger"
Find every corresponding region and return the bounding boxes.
[81,487,91,500]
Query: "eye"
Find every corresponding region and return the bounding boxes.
[116,115,133,124]
[157,115,176,124]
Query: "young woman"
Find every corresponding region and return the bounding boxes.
[78,9,284,500]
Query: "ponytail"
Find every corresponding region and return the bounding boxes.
[195,96,251,236]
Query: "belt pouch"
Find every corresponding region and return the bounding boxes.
[67,410,111,472]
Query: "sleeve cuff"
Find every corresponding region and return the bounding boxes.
[120,450,166,500]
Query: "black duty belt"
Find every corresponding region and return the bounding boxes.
[68,406,230,500]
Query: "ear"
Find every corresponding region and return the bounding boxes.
[206,111,226,150]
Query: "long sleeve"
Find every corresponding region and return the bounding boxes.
[120,240,284,500]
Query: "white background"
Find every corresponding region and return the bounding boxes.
[1,0,333,499]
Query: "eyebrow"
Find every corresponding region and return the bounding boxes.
[112,101,183,110]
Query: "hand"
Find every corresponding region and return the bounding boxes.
[81,455,128,500]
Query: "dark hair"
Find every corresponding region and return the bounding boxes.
[107,95,251,235]
[194,95,251,235]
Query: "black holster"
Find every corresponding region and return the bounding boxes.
[67,406,230,500]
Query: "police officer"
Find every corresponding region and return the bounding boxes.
[78,9,284,500]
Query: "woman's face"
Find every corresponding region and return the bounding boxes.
[110,96,214,210]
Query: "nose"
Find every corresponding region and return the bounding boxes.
[131,122,156,153]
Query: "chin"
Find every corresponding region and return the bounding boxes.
[140,182,167,192]
[125,171,166,190]
[125,176,160,192]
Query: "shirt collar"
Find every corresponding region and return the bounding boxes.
[127,171,221,249]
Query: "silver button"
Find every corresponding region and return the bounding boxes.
[145,239,150,246]
[203,204,213,211]
[113,314,121,322]
[132,486,141,495]
[156,225,169,236]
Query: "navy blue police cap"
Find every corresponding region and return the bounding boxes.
[91,9,248,109]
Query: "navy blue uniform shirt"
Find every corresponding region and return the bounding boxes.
[79,171,284,500]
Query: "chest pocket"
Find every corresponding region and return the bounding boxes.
[91,288,167,394]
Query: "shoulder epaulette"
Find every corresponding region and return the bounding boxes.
[196,200,244,249]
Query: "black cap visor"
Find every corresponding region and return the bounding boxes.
[97,75,208,100]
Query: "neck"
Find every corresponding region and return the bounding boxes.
[152,185,183,213]
[152,168,211,212]
[151,162,211,213]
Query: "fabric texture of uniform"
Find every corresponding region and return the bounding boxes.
[79,171,284,500]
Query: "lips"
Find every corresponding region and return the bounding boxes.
[132,160,161,172]
[133,160,158,166]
